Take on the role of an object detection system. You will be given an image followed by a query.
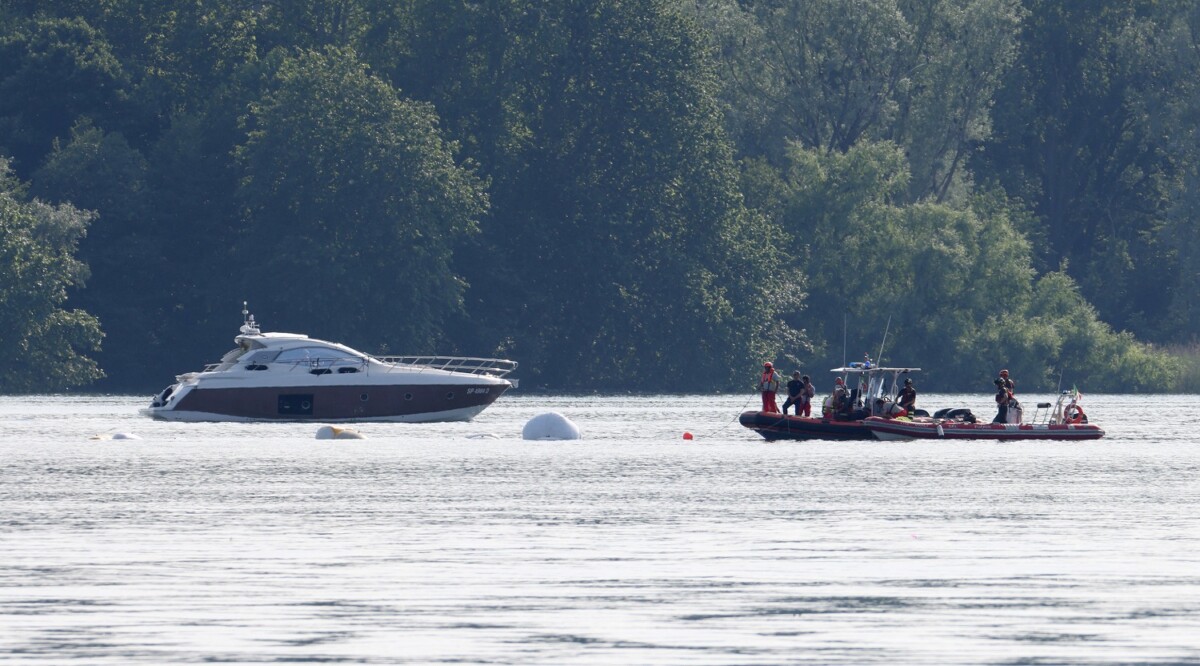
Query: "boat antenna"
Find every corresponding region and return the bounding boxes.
[876,314,892,365]
[842,311,848,368]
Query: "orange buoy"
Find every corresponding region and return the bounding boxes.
[682,432,694,440]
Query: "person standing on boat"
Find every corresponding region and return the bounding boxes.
[782,371,804,416]
[758,362,783,413]
[896,377,917,416]
[799,375,815,416]
[999,369,1015,396]
[992,378,1011,423]
[998,369,1022,423]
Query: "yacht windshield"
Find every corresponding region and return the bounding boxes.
[219,348,245,363]
[274,346,364,367]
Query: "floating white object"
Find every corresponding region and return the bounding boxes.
[316,425,365,440]
[466,433,500,440]
[522,412,581,440]
[90,432,142,440]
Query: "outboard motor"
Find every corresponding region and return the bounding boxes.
[934,407,976,422]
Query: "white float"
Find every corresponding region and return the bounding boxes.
[521,412,581,440]
[315,425,365,440]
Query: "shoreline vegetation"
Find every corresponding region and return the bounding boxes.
[1167,344,1200,393]
[2,2,1199,394]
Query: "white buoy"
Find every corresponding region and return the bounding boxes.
[316,425,365,440]
[90,432,142,440]
[522,412,581,440]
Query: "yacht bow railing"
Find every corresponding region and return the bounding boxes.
[200,355,518,378]
[373,355,518,378]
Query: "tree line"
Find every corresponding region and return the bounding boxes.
[0,0,1193,394]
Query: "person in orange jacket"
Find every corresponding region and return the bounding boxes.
[757,362,782,413]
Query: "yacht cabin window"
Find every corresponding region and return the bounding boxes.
[243,350,281,364]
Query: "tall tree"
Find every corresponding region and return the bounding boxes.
[29,119,156,385]
[0,16,131,176]
[744,140,1174,391]
[975,0,1181,338]
[696,0,1023,203]
[1146,3,1200,341]
[371,0,798,390]
[0,157,104,392]
[234,47,487,352]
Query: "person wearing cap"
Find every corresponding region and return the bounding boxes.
[896,377,917,416]
[757,362,782,413]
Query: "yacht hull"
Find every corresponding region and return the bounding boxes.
[145,383,510,423]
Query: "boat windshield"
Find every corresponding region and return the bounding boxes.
[830,365,920,415]
[274,346,364,367]
[219,347,244,363]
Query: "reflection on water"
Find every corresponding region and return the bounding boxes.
[0,394,1198,664]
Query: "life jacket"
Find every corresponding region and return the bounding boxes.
[760,371,780,392]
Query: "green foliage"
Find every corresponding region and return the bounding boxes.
[378,0,800,390]
[697,0,1024,203]
[976,0,1184,339]
[0,158,103,392]
[1166,344,1200,393]
[1155,7,1200,341]
[750,141,1173,392]
[0,15,131,175]
[2,0,1199,394]
[234,47,487,352]
[29,119,158,383]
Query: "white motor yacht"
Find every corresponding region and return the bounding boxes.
[142,305,517,422]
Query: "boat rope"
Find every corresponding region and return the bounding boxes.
[686,391,759,441]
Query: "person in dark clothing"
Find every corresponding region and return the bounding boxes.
[999,369,1015,396]
[992,378,1010,423]
[896,377,917,415]
[782,372,805,416]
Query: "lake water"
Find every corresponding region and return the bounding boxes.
[1,393,1198,664]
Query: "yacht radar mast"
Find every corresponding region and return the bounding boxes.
[239,301,260,335]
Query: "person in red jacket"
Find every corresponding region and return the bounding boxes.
[757,362,782,413]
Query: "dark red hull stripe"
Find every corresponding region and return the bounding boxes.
[170,384,508,420]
